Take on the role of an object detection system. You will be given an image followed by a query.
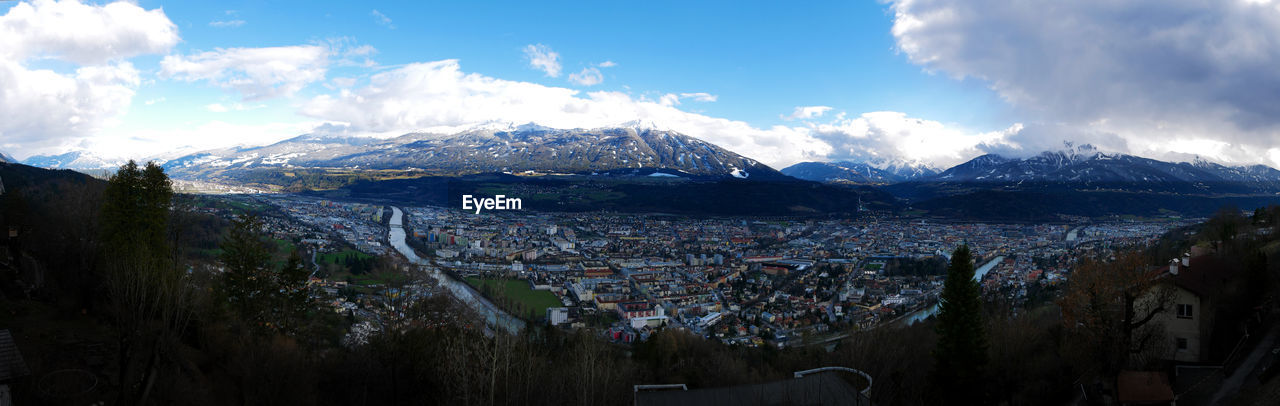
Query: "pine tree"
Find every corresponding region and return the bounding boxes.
[220,213,273,329]
[930,245,988,402]
[276,249,312,333]
[99,160,187,405]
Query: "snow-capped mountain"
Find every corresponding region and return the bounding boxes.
[919,143,1280,193]
[0,151,13,163]
[20,151,124,170]
[162,124,785,181]
[781,159,939,184]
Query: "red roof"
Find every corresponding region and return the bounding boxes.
[1117,371,1174,404]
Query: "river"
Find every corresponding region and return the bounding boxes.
[388,207,525,334]
[897,256,1004,327]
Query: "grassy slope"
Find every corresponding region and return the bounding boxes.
[465,277,561,320]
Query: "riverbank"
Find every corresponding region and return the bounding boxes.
[387,206,525,333]
[895,256,1004,327]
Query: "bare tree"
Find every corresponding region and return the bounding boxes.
[1059,250,1174,384]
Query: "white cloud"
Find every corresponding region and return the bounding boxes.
[523,44,561,77]
[0,0,178,65]
[810,112,1021,168]
[90,120,321,161]
[598,61,617,68]
[345,44,377,57]
[680,92,717,102]
[0,60,141,155]
[657,92,718,106]
[783,105,832,120]
[0,0,175,158]
[891,0,1280,167]
[658,93,681,107]
[326,37,378,67]
[205,102,265,113]
[330,77,357,89]
[144,97,165,105]
[160,45,330,100]
[568,67,603,86]
[370,9,394,29]
[209,19,245,28]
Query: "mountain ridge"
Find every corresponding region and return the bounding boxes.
[159,125,788,182]
[20,150,123,170]
[780,160,939,184]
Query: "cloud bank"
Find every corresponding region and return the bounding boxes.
[300,59,1009,168]
[0,0,176,156]
[891,0,1280,167]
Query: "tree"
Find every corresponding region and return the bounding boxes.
[220,213,274,330]
[99,160,190,405]
[1059,250,1173,386]
[1205,205,1249,255]
[930,245,988,403]
[276,250,312,334]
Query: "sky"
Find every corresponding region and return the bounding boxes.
[3,0,1280,170]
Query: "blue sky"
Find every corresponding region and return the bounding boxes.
[4,0,1280,169]
[153,1,1004,124]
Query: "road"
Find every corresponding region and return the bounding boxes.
[1206,323,1280,405]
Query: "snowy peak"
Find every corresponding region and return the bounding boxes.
[20,151,123,170]
[615,119,666,132]
[161,126,786,181]
[781,160,939,184]
[926,148,1280,191]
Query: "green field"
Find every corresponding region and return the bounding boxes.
[319,248,373,264]
[465,277,562,320]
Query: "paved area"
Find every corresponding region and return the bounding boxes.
[1207,324,1280,405]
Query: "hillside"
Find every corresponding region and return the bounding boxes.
[305,172,899,216]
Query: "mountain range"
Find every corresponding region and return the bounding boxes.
[156,123,784,182]
[883,144,1280,198]
[17,150,122,170]
[14,128,1280,219]
[931,144,1280,186]
[781,159,939,183]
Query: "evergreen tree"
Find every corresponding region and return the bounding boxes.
[930,245,988,402]
[102,160,171,256]
[276,249,312,333]
[99,160,188,405]
[220,213,273,329]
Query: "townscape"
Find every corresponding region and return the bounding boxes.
[7,1,1280,404]
[227,194,1196,348]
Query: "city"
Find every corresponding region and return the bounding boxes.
[5,0,1280,404]
[227,193,1196,349]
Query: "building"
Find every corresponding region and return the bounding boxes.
[1149,254,1236,363]
[552,237,575,251]
[547,307,570,326]
[698,312,723,328]
[617,301,662,320]
[579,261,613,278]
[1116,371,1174,405]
